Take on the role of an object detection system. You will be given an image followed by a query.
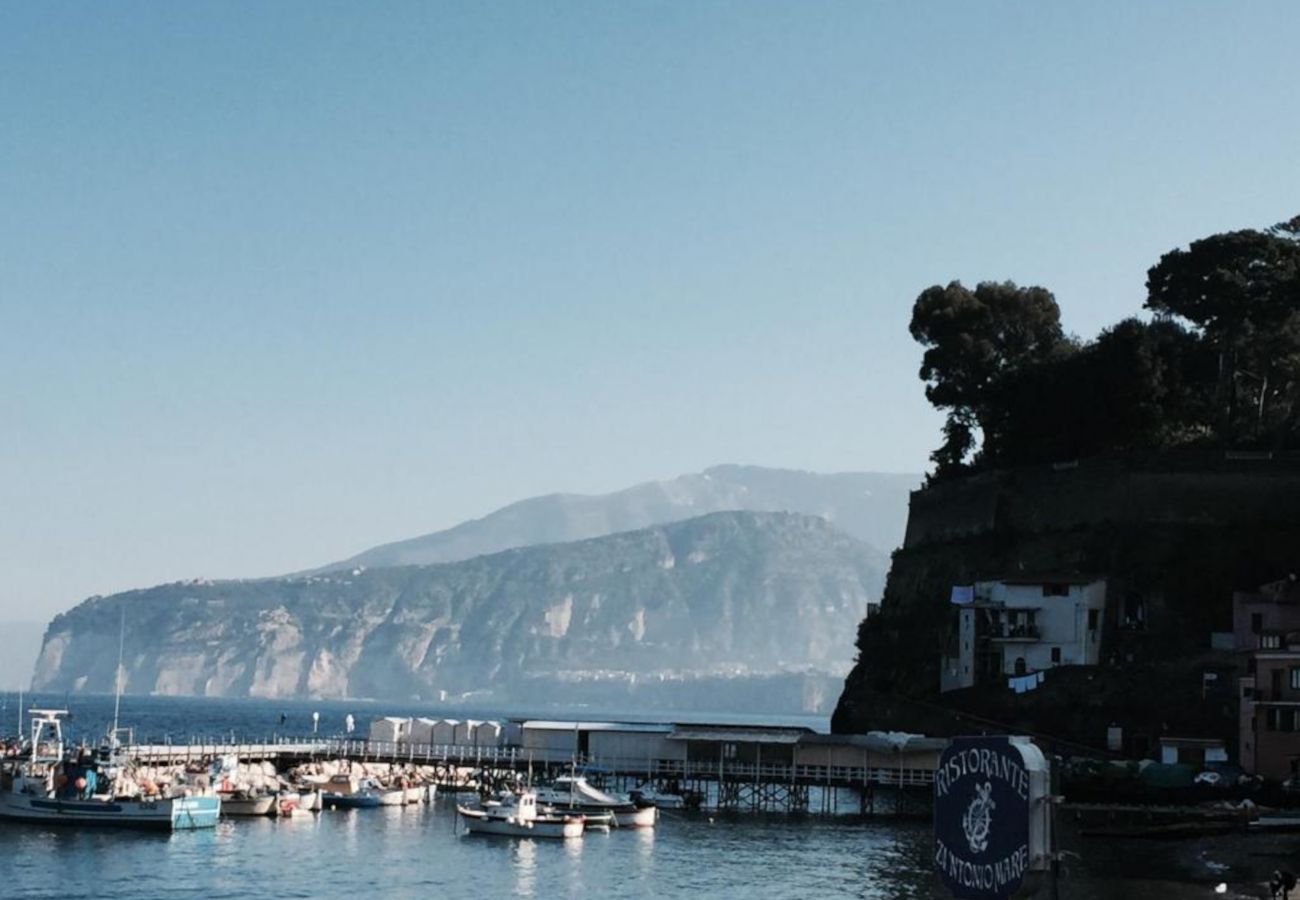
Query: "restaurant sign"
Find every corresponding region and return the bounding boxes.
[934,736,1050,899]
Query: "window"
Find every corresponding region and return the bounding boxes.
[1088,609,1100,631]
[1291,668,1300,690]
[1282,709,1296,732]
[1249,657,1258,675]
[1050,646,1061,664]
[1042,584,1069,597]
[1262,634,1282,650]
[1268,708,1280,731]
[1253,612,1264,634]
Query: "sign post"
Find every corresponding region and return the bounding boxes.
[934,736,1054,899]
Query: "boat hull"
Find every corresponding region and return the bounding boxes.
[324,792,382,809]
[0,792,220,830]
[538,800,657,828]
[218,795,276,817]
[458,806,583,839]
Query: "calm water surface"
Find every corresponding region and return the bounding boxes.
[0,694,1284,898]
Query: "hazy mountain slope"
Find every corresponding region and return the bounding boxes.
[315,465,918,573]
[33,512,885,703]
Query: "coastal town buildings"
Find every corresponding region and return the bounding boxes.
[940,577,1107,693]
[1235,576,1300,779]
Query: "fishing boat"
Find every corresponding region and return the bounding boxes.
[534,775,658,828]
[218,789,277,817]
[0,708,220,831]
[458,790,585,838]
[322,775,401,809]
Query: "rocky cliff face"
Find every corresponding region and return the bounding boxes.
[831,451,1300,746]
[34,511,884,704]
[312,465,917,573]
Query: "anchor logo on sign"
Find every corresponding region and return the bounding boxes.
[962,781,995,854]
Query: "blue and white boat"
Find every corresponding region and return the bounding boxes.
[0,708,220,831]
[322,774,402,809]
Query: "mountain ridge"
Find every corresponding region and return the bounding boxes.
[310,464,919,574]
[35,510,887,708]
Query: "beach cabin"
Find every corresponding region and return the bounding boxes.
[586,723,679,765]
[795,732,946,784]
[431,719,459,746]
[368,717,411,744]
[474,721,503,748]
[408,718,437,745]
[454,719,481,746]
[667,724,814,767]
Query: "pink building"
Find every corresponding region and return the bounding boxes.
[1236,577,1300,779]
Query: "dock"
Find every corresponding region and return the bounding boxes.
[124,719,943,815]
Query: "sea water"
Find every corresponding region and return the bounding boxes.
[0,694,1278,899]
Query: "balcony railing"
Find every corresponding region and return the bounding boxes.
[987,625,1041,641]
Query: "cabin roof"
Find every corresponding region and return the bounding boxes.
[667,725,812,744]
[521,720,673,734]
[799,732,948,752]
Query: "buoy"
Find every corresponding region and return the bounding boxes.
[74,777,87,790]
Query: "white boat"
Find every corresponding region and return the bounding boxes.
[0,708,220,831]
[218,790,277,817]
[458,791,584,838]
[534,776,658,828]
[375,780,406,806]
[296,789,322,812]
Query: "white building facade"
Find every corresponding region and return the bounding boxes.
[940,577,1107,693]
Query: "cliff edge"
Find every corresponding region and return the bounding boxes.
[831,450,1300,750]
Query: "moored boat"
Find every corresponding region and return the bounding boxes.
[535,775,658,828]
[458,790,584,838]
[218,790,277,817]
[322,774,396,809]
[0,708,220,831]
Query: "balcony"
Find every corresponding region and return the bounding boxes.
[987,624,1041,642]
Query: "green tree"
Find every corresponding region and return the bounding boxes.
[909,280,1068,474]
[1145,223,1300,442]
[980,317,1213,465]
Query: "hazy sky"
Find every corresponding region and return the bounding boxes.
[3,2,1298,620]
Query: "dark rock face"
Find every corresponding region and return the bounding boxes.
[311,465,918,573]
[831,452,1300,748]
[33,512,885,705]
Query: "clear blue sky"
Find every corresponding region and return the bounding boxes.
[2,1,1297,619]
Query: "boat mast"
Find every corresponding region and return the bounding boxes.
[111,606,126,740]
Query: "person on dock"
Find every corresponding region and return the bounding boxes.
[312,711,320,734]
[345,714,355,735]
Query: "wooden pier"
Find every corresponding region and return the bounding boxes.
[125,727,941,816]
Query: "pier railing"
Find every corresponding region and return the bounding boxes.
[125,736,935,789]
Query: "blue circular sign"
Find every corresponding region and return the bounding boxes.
[934,737,1034,899]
